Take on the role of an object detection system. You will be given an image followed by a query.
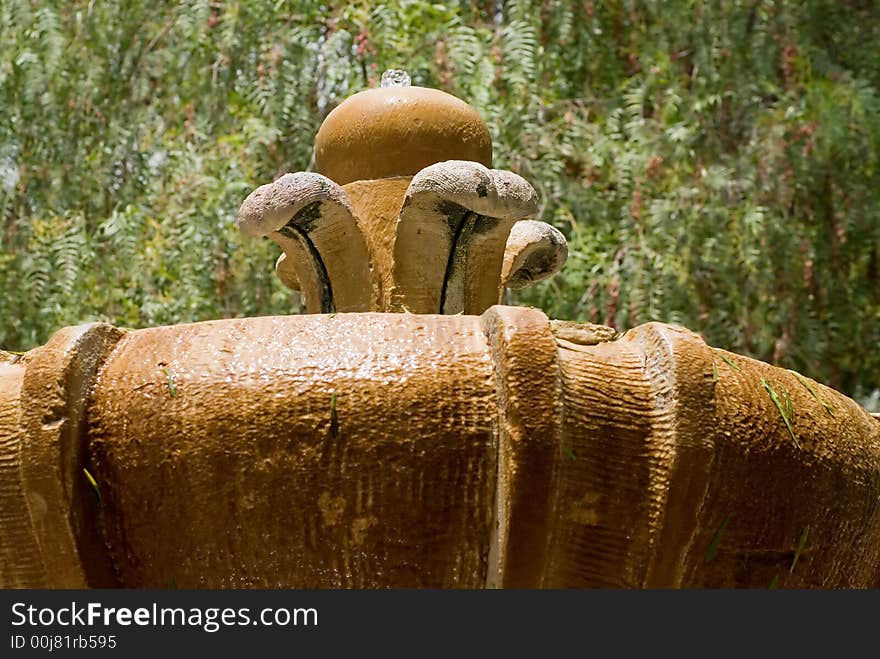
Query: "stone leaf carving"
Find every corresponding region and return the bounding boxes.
[239,164,568,316]
[237,172,373,313]
[502,220,569,291]
[391,160,545,315]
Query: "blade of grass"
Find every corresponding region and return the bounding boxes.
[563,446,576,460]
[790,525,810,574]
[761,378,801,449]
[83,467,101,504]
[705,515,731,563]
[768,573,779,589]
[781,385,794,419]
[161,367,177,397]
[789,370,835,417]
[715,350,741,372]
[329,393,339,438]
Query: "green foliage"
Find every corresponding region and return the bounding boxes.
[1,1,878,407]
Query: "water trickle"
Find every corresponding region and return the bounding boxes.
[380,69,411,88]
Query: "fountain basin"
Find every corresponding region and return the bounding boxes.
[3,307,878,588]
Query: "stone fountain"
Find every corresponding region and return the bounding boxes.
[1,72,879,589]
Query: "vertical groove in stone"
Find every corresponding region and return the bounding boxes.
[633,324,717,587]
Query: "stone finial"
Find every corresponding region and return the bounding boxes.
[237,73,568,315]
[314,83,493,185]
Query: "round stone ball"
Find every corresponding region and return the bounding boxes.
[314,86,493,185]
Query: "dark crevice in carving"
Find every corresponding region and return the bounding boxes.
[440,211,501,314]
[291,200,323,233]
[279,208,335,313]
[438,208,474,314]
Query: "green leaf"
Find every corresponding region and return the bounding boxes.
[715,351,741,372]
[705,515,731,563]
[789,371,835,418]
[790,525,810,574]
[83,467,101,505]
[761,378,801,449]
[162,367,177,398]
[330,393,339,438]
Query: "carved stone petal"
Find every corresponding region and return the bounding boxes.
[274,252,298,291]
[501,220,569,291]
[237,173,372,313]
[391,160,539,315]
